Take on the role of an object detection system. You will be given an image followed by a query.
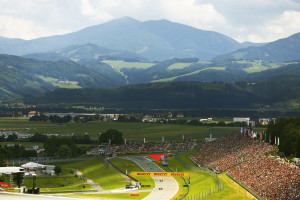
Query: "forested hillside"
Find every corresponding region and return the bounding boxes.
[214,33,300,62]
[24,71,300,109]
[0,54,121,99]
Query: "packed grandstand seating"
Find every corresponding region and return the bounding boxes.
[191,132,300,200]
[96,139,204,155]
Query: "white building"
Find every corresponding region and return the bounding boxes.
[233,117,250,122]
[0,167,24,175]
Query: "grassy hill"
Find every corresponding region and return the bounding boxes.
[24,65,300,109]
[0,54,122,99]
[213,32,300,62]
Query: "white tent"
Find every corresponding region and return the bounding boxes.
[0,167,24,175]
[21,162,44,170]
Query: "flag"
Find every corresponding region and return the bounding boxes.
[260,132,262,140]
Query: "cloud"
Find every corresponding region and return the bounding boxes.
[0,0,299,42]
[232,10,300,43]
[159,0,227,30]
[0,15,70,40]
[80,0,113,21]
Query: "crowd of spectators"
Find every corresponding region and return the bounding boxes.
[229,155,300,200]
[96,140,203,155]
[191,132,300,200]
[191,132,277,172]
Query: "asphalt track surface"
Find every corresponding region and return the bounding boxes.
[123,156,179,200]
[0,156,179,200]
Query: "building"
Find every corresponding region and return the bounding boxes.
[0,167,25,175]
[233,117,250,122]
[259,118,276,125]
[176,112,184,118]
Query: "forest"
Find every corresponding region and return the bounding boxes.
[266,117,300,157]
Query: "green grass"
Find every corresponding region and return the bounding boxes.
[102,60,154,71]
[204,173,256,200]
[66,192,151,199]
[24,176,85,188]
[0,117,59,130]
[40,184,92,192]
[152,67,226,82]
[0,118,238,141]
[1,141,44,148]
[244,66,269,73]
[160,152,218,199]
[109,157,155,189]
[38,75,81,89]
[62,158,127,190]
[158,149,256,200]
[167,63,192,70]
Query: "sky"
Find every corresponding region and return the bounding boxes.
[0,0,300,43]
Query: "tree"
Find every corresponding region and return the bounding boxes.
[58,145,72,158]
[54,165,62,175]
[99,129,123,145]
[7,133,18,141]
[30,133,48,142]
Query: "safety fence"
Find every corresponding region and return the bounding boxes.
[170,153,224,200]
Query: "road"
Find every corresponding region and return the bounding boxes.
[123,156,179,200]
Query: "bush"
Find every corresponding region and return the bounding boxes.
[54,166,62,175]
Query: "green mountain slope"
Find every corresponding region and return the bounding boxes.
[0,54,121,99]
[25,43,147,62]
[214,33,300,62]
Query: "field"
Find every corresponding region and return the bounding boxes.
[61,158,127,190]
[0,118,238,141]
[167,63,193,70]
[152,67,226,82]
[102,60,154,70]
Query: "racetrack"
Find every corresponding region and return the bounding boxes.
[123,156,179,200]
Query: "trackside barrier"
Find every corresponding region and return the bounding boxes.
[226,173,264,200]
[171,153,224,200]
[105,158,139,184]
[168,166,189,200]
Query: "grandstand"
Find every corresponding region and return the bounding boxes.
[191,132,300,200]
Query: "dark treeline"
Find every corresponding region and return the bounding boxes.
[0,144,37,166]
[24,76,300,109]
[43,137,86,158]
[266,117,300,157]
[29,115,72,123]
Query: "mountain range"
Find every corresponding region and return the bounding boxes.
[0,17,300,109]
[0,17,262,61]
[214,33,300,62]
